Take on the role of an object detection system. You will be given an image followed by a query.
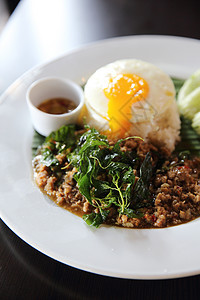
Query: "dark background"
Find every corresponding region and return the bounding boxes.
[2,0,200,40]
[1,0,200,299]
[5,0,20,14]
[1,219,200,299]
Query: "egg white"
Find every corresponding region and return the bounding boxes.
[84,59,176,122]
[83,59,180,151]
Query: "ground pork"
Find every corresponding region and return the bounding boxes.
[33,138,200,228]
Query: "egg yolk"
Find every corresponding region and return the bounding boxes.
[104,73,149,137]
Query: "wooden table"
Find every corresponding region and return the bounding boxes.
[1,0,200,299]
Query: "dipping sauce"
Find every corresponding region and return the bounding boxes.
[37,98,77,114]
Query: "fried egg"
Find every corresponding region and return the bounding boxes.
[83,59,180,151]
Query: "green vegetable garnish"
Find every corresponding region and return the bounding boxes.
[176,70,200,135]
[39,125,78,167]
[68,127,150,226]
[34,125,154,227]
[31,75,200,227]
[177,70,200,109]
[132,152,152,207]
[192,111,200,135]
[172,77,200,156]
[171,77,185,98]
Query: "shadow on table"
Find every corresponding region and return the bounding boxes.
[1,220,200,300]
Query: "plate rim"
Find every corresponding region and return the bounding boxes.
[1,34,200,280]
[1,34,200,101]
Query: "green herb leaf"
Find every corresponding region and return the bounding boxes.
[33,125,154,227]
[83,212,103,227]
[40,147,59,167]
[35,125,78,167]
[32,130,45,157]
[140,152,152,182]
[118,207,143,218]
[132,152,152,207]
[45,124,76,144]
[171,77,185,98]
[83,209,109,227]
[178,150,190,162]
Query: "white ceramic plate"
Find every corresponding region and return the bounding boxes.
[0,35,200,280]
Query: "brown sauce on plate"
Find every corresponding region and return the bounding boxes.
[37,98,77,114]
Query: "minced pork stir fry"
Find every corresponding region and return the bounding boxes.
[33,125,200,228]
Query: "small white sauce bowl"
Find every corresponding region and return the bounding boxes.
[26,77,84,136]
